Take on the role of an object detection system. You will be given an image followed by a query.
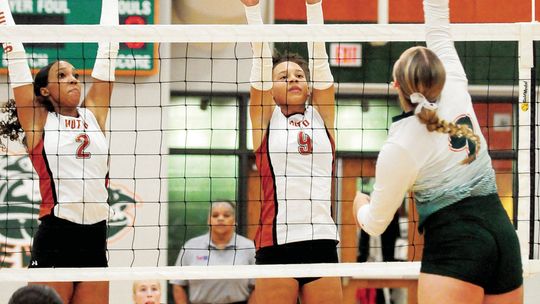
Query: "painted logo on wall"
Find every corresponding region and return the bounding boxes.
[0,154,137,268]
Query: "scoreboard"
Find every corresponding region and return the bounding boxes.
[1,0,158,76]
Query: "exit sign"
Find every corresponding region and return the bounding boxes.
[330,43,362,67]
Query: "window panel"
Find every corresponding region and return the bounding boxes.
[167,96,239,149]
[336,99,401,151]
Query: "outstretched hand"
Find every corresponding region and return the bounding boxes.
[240,0,259,6]
[353,191,371,227]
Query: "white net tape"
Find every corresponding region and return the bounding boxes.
[0,261,539,282]
[0,23,537,43]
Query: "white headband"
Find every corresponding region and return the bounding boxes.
[410,93,438,114]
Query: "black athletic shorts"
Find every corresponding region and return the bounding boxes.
[421,194,523,294]
[29,215,108,268]
[255,239,339,286]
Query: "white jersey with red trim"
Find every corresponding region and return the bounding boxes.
[29,108,110,224]
[254,105,339,248]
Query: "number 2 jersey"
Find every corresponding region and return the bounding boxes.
[254,105,339,249]
[29,108,111,225]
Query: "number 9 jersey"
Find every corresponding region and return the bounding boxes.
[29,108,111,225]
[254,105,339,249]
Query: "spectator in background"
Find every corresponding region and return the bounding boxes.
[357,212,401,304]
[8,285,63,304]
[358,213,400,264]
[170,200,256,304]
[133,280,162,304]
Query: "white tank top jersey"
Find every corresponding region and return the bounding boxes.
[29,108,111,225]
[254,105,339,248]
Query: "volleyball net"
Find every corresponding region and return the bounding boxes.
[0,22,539,286]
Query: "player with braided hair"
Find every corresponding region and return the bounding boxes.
[0,0,119,303]
[391,46,481,164]
[354,0,523,303]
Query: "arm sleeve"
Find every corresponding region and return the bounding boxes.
[357,142,419,236]
[423,0,466,82]
[0,1,33,88]
[91,0,119,82]
[244,3,273,91]
[306,1,333,90]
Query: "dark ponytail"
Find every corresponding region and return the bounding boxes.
[0,61,58,150]
[0,99,24,149]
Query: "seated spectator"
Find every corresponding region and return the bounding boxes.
[170,200,256,304]
[133,280,162,304]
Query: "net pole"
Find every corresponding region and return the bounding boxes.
[531,28,539,259]
[531,54,537,260]
[518,23,534,260]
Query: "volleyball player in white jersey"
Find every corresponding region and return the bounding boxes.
[242,0,342,303]
[353,0,523,303]
[0,1,118,303]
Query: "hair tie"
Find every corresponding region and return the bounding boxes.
[410,93,438,114]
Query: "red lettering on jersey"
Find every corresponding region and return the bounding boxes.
[65,120,76,129]
[298,131,313,155]
[289,119,310,128]
[3,43,12,54]
[65,119,88,130]
[75,134,91,159]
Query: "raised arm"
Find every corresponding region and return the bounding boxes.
[84,0,119,132]
[1,1,46,150]
[306,0,335,136]
[242,0,275,151]
[424,0,466,81]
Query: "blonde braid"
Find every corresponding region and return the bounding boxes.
[393,46,480,164]
[419,108,480,164]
